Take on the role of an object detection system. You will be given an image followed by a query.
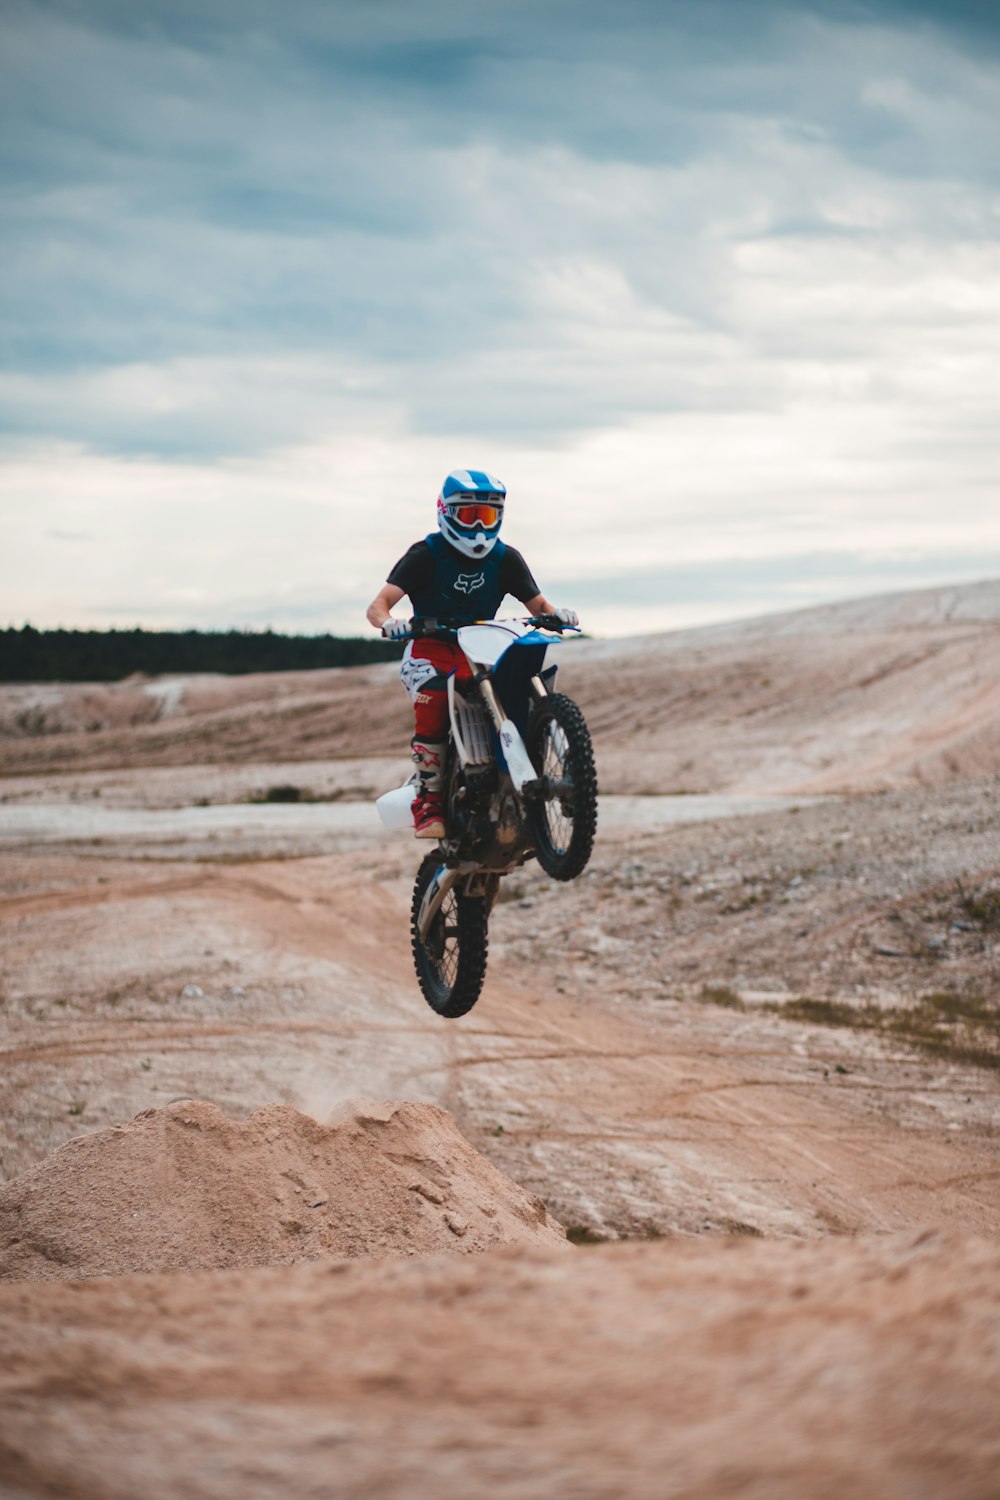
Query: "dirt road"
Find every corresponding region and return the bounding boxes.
[2,781,997,1237]
[1,578,998,1496]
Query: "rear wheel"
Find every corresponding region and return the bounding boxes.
[410,854,489,1018]
[526,693,598,881]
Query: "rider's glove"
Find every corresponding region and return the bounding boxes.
[381,617,411,641]
[553,607,579,629]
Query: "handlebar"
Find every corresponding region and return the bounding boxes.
[401,614,577,641]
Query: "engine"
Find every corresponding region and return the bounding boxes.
[445,761,529,870]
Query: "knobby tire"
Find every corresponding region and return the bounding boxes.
[410,853,489,1018]
[526,692,598,881]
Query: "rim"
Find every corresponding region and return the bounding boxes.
[538,719,574,854]
[428,888,461,991]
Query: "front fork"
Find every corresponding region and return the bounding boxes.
[474,672,549,795]
[416,865,500,943]
[475,672,548,732]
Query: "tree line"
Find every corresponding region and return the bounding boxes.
[0,626,404,682]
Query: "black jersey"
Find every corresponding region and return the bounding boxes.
[387,534,540,626]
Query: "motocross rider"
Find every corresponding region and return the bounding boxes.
[366,469,578,839]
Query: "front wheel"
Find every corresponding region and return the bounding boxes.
[410,855,489,1018]
[525,693,598,881]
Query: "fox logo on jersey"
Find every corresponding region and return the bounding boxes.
[454,571,486,594]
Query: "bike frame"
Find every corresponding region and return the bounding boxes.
[376,617,573,831]
[450,620,559,790]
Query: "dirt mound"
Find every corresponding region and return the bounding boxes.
[0,1099,566,1281]
[2,1231,998,1498]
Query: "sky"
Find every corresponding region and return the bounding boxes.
[1,0,998,638]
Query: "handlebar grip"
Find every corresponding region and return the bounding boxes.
[529,613,572,633]
[407,616,461,640]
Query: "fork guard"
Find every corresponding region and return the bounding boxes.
[416,865,461,944]
[417,864,501,943]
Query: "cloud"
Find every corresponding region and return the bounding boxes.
[5,3,997,401]
[4,413,998,636]
[1,0,999,632]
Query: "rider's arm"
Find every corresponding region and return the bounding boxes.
[366,583,405,631]
[370,541,433,630]
[504,554,571,621]
[525,592,579,628]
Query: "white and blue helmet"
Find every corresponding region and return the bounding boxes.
[436,469,506,559]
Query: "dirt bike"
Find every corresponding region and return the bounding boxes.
[376,615,598,1018]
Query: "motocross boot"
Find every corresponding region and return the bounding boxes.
[411,738,446,840]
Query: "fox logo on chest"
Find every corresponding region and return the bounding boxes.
[454,571,486,594]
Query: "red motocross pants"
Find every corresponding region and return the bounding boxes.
[400,639,473,741]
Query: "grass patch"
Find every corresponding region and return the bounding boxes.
[247,784,354,805]
[254,784,303,803]
[776,997,867,1028]
[721,889,771,914]
[766,991,1000,1072]
[955,879,1000,933]
[565,1224,609,1245]
[697,985,745,1011]
[716,1218,764,1238]
[628,1221,667,1241]
[192,852,298,864]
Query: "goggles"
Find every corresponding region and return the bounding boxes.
[448,498,503,529]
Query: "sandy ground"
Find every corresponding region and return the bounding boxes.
[1,579,999,1496]
[0,1098,566,1281]
[4,1232,999,1500]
